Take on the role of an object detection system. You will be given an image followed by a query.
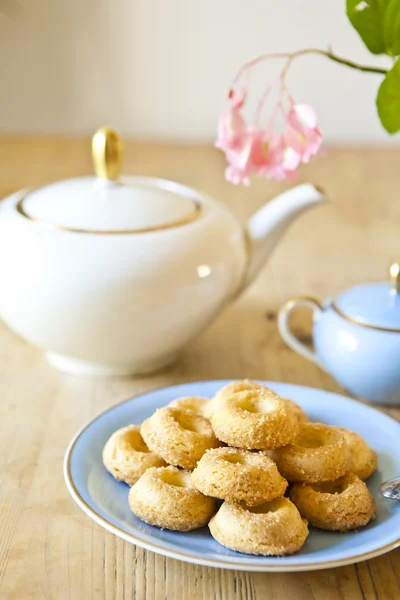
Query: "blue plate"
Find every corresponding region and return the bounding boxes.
[64,381,400,571]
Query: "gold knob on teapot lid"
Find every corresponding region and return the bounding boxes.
[390,262,400,294]
[92,126,122,181]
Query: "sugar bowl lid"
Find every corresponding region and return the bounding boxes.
[333,263,400,331]
[16,127,202,233]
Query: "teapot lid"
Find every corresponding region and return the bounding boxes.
[333,263,400,331]
[16,127,202,233]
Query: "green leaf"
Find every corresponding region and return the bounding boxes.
[346,0,387,54]
[376,59,400,133]
[383,0,400,56]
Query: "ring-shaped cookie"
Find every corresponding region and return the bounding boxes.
[334,427,377,480]
[273,423,351,483]
[129,466,217,531]
[192,447,287,505]
[290,473,376,531]
[205,380,270,418]
[102,425,166,486]
[168,396,210,418]
[210,389,299,449]
[141,407,220,469]
[209,497,309,556]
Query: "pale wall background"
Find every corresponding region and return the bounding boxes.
[0,0,397,144]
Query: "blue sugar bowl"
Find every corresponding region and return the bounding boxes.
[278,263,400,405]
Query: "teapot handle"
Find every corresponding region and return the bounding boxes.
[278,296,323,367]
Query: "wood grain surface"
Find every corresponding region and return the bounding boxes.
[1,136,400,600]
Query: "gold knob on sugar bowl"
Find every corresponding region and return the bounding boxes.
[390,262,400,294]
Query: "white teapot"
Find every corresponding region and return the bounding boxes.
[0,127,326,376]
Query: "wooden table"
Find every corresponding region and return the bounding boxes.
[1,137,400,600]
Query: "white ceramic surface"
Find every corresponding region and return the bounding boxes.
[0,173,325,375]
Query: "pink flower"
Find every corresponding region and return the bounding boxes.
[215,88,247,153]
[224,130,255,185]
[215,86,322,184]
[256,134,300,180]
[224,130,300,184]
[284,103,322,163]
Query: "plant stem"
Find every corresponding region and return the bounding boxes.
[310,48,388,75]
[233,47,388,85]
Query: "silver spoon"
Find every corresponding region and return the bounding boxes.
[379,477,400,500]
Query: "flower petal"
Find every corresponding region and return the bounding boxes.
[288,103,318,130]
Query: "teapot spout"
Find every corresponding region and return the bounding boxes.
[242,183,327,290]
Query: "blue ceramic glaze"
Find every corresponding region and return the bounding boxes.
[278,266,400,405]
[336,282,400,329]
[315,303,400,404]
[64,381,400,572]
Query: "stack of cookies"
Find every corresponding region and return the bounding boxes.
[103,381,377,556]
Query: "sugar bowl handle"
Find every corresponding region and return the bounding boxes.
[278,296,323,366]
